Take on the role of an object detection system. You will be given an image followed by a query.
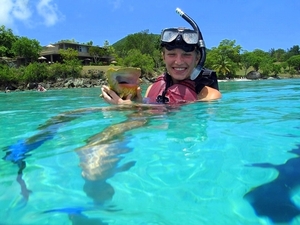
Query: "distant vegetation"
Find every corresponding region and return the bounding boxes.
[1,25,300,90]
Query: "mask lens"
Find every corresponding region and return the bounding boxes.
[161,29,178,42]
[182,31,198,44]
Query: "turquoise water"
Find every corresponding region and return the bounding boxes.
[0,79,300,225]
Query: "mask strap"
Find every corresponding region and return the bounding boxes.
[156,72,171,103]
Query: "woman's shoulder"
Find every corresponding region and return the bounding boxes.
[197,86,221,101]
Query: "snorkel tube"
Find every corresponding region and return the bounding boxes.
[176,8,206,80]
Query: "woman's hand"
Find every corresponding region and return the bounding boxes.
[101,85,143,105]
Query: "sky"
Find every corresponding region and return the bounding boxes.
[0,0,299,52]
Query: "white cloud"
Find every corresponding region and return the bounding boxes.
[0,0,14,27]
[0,0,61,28]
[36,0,60,26]
[12,0,31,20]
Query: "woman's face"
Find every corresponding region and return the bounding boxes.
[162,48,200,82]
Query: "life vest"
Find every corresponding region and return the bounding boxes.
[146,69,218,104]
[145,74,199,104]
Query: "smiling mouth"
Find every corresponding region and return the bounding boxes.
[173,67,186,71]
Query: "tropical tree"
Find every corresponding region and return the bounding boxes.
[212,55,235,77]
[247,49,272,72]
[86,41,93,46]
[281,61,289,73]
[89,46,106,64]
[269,48,286,62]
[58,39,78,44]
[102,40,117,63]
[59,48,82,78]
[103,40,110,49]
[206,39,241,77]
[12,37,41,64]
[260,61,272,76]
[114,30,160,71]
[287,55,300,72]
[0,64,19,84]
[22,62,48,82]
[286,45,300,59]
[122,30,158,55]
[0,25,18,57]
[123,49,154,75]
[59,48,78,61]
[216,39,241,63]
[289,68,297,77]
[240,51,252,76]
[271,64,282,76]
[152,49,164,70]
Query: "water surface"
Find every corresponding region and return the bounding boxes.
[1,79,300,225]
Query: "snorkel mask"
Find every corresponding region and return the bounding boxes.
[160,8,206,80]
[161,28,198,52]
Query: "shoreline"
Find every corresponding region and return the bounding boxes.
[3,76,299,93]
[2,77,107,92]
[2,77,153,92]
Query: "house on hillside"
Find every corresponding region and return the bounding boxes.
[40,42,112,65]
[0,57,16,67]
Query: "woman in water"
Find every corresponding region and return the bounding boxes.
[101,27,221,104]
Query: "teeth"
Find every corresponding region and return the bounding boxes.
[174,68,185,71]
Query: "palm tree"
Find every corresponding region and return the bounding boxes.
[212,55,233,77]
